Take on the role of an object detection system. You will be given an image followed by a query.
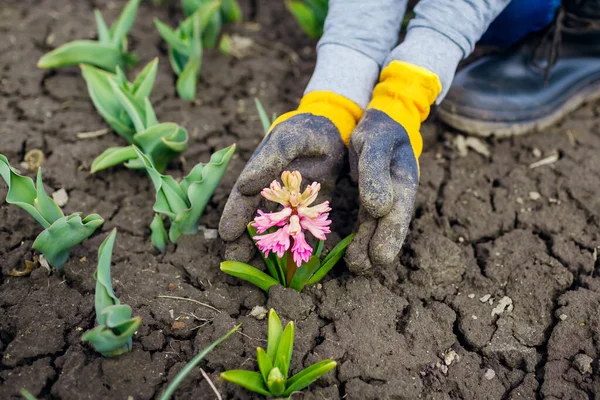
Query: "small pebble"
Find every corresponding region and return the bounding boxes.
[472,315,478,320]
[480,294,491,303]
[516,197,524,205]
[468,293,475,299]
[444,350,459,366]
[249,305,268,320]
[572,354,593,374]
[167,283,177,291]
[559,313,568,321]
[484,368,496,380]
[52,188,69,207]
[532,148,542,158]
[529,191,541,201]
[491,296,513,316]
[458,237,465,243]
[171,321,185,330]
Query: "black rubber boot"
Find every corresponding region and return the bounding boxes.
[438,0,600,137]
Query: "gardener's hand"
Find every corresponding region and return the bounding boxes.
[219,92,362,262]
[345,61,442,273]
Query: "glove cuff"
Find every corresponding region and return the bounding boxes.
[368,61,442,159]
[270,91,363,145]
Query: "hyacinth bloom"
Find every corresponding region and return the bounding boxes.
[252,171,331,267]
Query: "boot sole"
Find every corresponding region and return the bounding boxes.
[437,79,600,137]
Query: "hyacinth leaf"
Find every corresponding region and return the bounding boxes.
[159,324,241,400]
[247,223,284,285]
[220,370,271,397]
[82,229,142,357]
[133,123,189,172]
[266,367,286,396]
[150,214,168,253]
[0,155,64,228]
[94,10,111,43]
[19,389,38,400]
[256,347,273,382]
[220,261,279,292]
[131,58,159,100]
[109,79,146,133]
[254,98,272,134]
[176,56,200,100]
[154,19,189,55]
[80,64,135,141]
[221,0,243,23]
[91,146,138,173]
[202,9,222,48]
[283,360,337,396]
[306,233,355,286]
[33,213,104,272]
[288,254,321,292]
[267,309,283,362]
[143,98,159,128]
[274,321,294,378]
[108,0,142,47]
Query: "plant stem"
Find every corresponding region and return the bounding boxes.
[286,250,297,287]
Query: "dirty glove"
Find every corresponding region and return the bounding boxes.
[219,91,362,262]
[345,61,441,273]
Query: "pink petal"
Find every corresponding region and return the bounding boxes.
[300,182,320,206]
[298,201,331,219]
[261,180,290,206]
[300,213,331,240]
[252,208,292,233]
[254,225,291,258]
[291,231,312,267]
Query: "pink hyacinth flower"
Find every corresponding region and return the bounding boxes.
[251,171,332,267]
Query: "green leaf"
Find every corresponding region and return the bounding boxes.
[91,146,138,173]
[256,347,273,382]
[133,122,188,172]
[221,0,243,23]
[315,239,324,258]
[285,1,323,38]
[0,155,52,228]
[131,58,159,100]
[181,0,202,17]
[283,360,337,396]
[142,98,159,128]
[266,367,286,396]
[80,64,135,141]
[267,309,283,363]
[220,370,271,397]
[288,254,321,292]
[150,214,168,252]
[19,388,38,400]
[81,229,141,357]
[220,261,279,293]
[202,9,221,48]
[34,169,64,225]
[159,324,241,400]
[306,233,355,286]
[108,0,141,48]
[94,10,111,43]
[33,213,104,272]
[154,19,190,55]
[275,321,294,378]
[109,79,146,133]
[37,40,128,71]
[254,98,272,134]
[175,56,200,100]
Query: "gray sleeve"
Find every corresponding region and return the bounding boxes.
[386,0,512,103]
[304,0,408,109]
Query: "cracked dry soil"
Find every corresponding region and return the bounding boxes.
[1,0,600,399]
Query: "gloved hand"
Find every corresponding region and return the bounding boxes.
[219,91,362,262]
[345,61,442,273]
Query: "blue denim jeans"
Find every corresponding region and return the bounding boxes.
[480,0,562,47]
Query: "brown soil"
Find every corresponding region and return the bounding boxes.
[1,0,600,399]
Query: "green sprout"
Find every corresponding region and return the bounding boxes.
[285,0,328,39]
[0,154,104,272]
[254,98,277,135]
[84,59,189,173]
[154,2,220,100]
[37,0,140,71]
[19,389,38,400]
[82,229,142,357]
[221,309,336,397]
[134,144,235,250]
[159,324,241,400]
[221,226,353,292]
[182,0,243,45]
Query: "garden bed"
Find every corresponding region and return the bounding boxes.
[1,0,600,398]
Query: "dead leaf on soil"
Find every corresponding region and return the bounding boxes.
[9,256,39,277]
[23,149,45,172]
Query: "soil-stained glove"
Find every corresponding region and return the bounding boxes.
[219,91,362,261]
[345,61,441,273]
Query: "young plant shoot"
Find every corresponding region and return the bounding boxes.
[82,229,142,357]
[159,324,241,400]
[84,59,189,173]
[134,144,235,250]
[37,0,140,71]
[221,171,353,292]
[221,309,336,397]
[285,0,328,39]
[182,0,243,45]
[154,1,219,100]
[0,154,104,272]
